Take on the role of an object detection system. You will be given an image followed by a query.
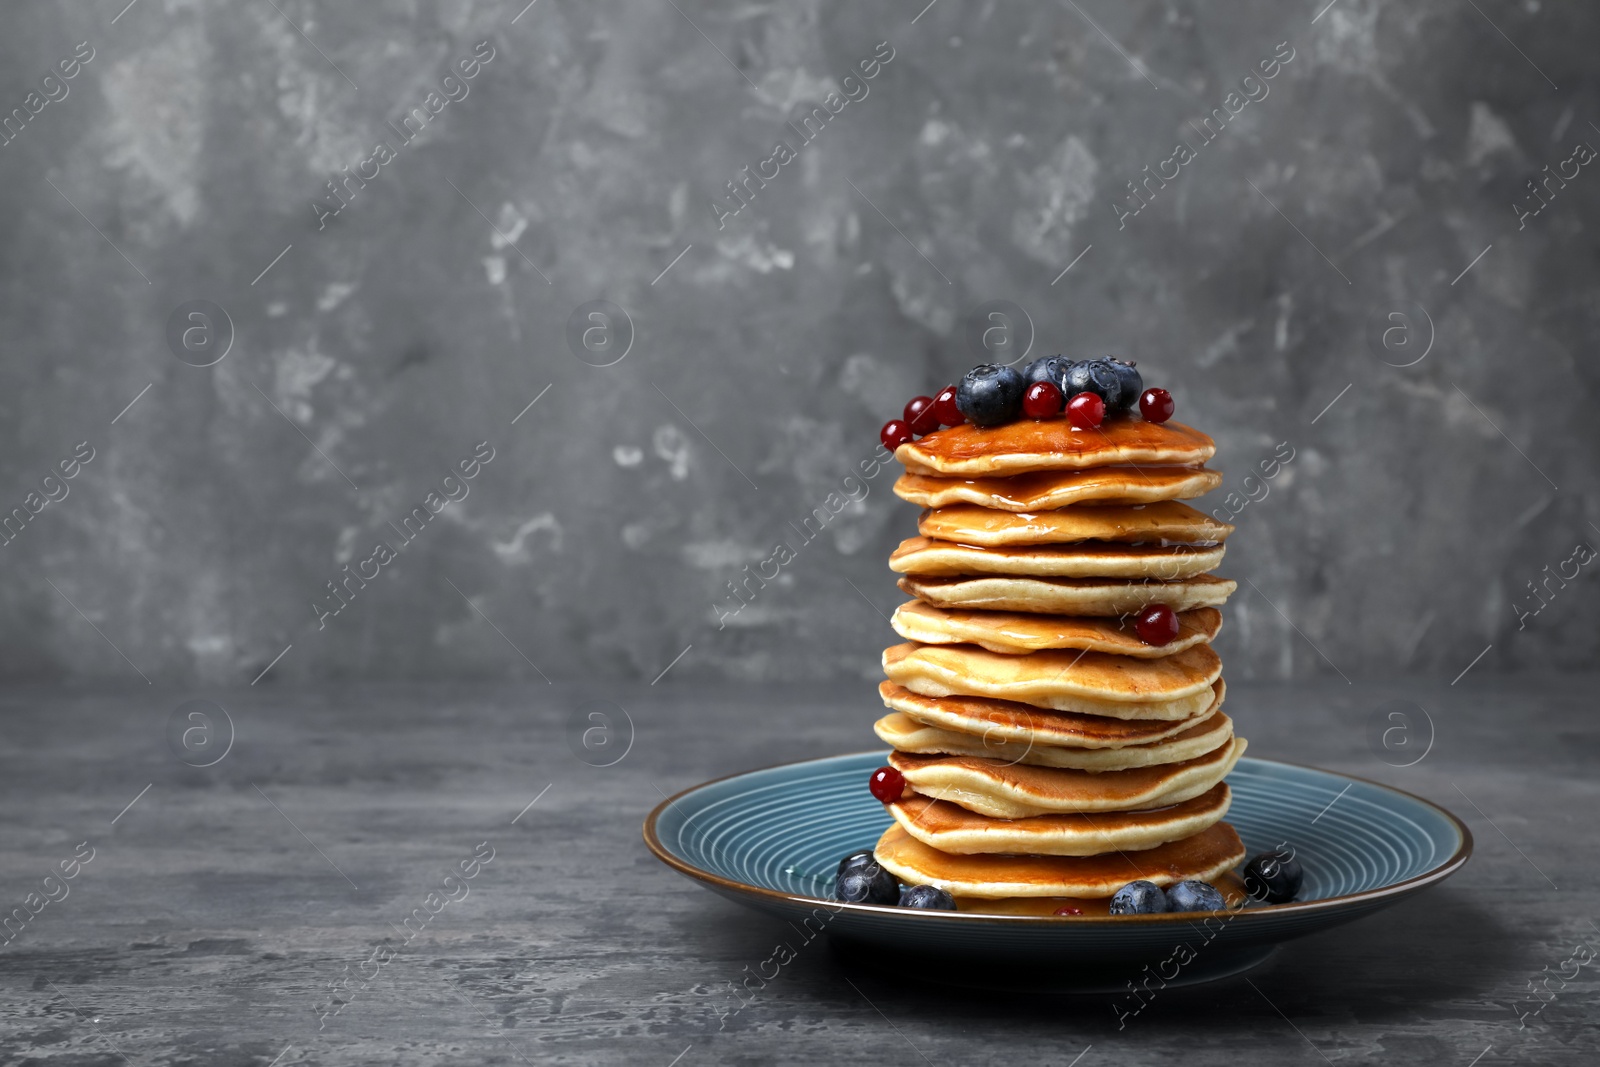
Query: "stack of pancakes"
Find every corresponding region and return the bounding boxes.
[869,414,1248,912]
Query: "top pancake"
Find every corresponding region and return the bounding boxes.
[896,415,1216,477]
[918,501,1233,547]
[894,466,1224,512]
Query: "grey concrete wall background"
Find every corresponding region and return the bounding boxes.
[0,0,1596,688]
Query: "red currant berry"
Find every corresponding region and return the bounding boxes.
[904,395,939,436]
[1139,388,1174,423]
[868,766,906,803]
[931,384,963,427]
[880,419,913,452]
[1135,604,1180,645]
[1053,905,1084,916]
[1066,391,1105,429]
[1022,380,1063,418]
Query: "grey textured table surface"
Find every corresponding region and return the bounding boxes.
[0,676,1593,1065]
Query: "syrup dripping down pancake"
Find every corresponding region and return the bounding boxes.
[886,783,1233,856]
[898,573,1237,616]
[890,600,1223,656]
[893,466,1224,512]
[874,707,1234,771]
[887,738,1247,818]
[883,642,1221,716]
[873,820,1247,898]
[917,501,1232,548]
[895,415,1215,477]
[889,536,1227,580]
[878,680,1226,750]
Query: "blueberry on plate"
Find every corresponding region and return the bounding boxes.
[835,862,899,905]
[1108,879,1169,915]
[1243,847,1303,903]
[956,364,1025,427]
[1102,358,1143,410]
[1022,354,1075,390]
[836,850,876,879]
[1061,358,1126,411]
[1165,879,1226,912]
[899,884,957,911]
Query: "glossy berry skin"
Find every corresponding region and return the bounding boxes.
[1243,848,1304,903]
[899,884,957,911]
[1135,604,1180,645]
[1066,391,1105,429]
[1023,354,1075,390]
[931,385,963,427]
[904,395,940,436]
[1109,880,1169,915]
[1166,880,1227,912]
[868,765,906,803]
[956,364,1025,427]
[1053,905,1084,916]
[1139,387,1175,424]
[1022,380,1063,418]
[1103,359,1143,410]
[836,850,876,879]
[836,862,899,905]
[880,419,913,452]
[1063,358,1126,410]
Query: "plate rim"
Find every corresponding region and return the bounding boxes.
[643,751,1474,926]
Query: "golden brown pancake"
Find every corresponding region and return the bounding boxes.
[883,642,1221,714]
[951,872,1251,915]
[889,536,1226,580]
[888,738,1246,818]
[899,573,1237,616]
[890,600,1222,656]
[879,680,1226,750]
[887,783,1232,856]
[873,820,1246,898]
[895,415,1215,477]
[873,707,1235,770]
[894,466,1224,512]
[918,501,1232,548]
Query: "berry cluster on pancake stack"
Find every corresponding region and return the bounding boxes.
[866,360,1249,914]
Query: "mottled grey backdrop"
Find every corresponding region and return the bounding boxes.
[1,0,1595,687]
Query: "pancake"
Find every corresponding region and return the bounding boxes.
[883,642,1221,715]
[879,680,1227,750]
[889,536,1226,580]
[951,871,1251,915]
[873,706,1235,770]
[895,415,1215,477]
[899,573,1237,616]
[873,820,1247,898]
[887,738,1247,818]
[918,502,1232,548]
[887,783,1232,856]
[894,466,1224,512]
[890,600,1223,656]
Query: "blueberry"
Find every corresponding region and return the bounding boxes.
[1102,359,1143,411]
[835,861,899,905]
[1022,354,1075,391]
[1242,847,1303,903]
[1062,359,1126,411]
[1165,879,1226,912]
[955,364,1025,427]
[1108,879,1169,915]
[898,884,957,911]
[836,850,877,879]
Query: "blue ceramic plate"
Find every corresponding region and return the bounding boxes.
[645,753,1472,990]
